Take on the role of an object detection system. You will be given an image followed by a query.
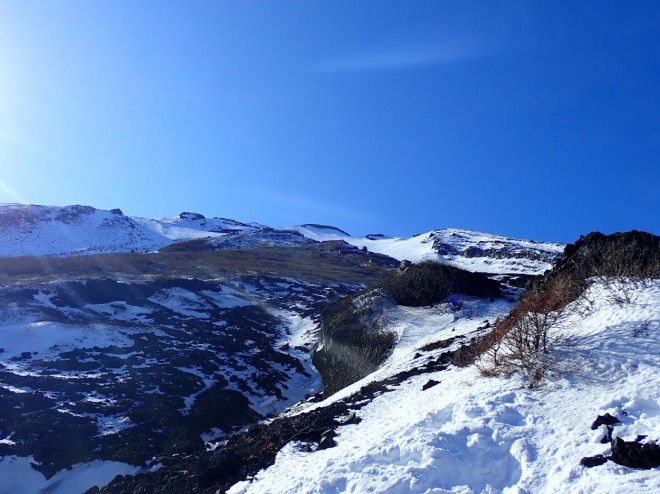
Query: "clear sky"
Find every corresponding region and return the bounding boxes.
[0,1,658,243]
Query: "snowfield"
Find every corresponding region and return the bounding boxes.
[0,204,563,277]
[228,280,660,494]
[0,204,261,257]
[292,226,564,275]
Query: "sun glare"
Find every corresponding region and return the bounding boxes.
[0,179,25,204]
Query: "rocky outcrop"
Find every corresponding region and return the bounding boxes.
[0,275,356,477]
[542,231,660,287]
[581,414,660,470]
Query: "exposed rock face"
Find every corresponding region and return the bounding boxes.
[611,437,660,469]
[547,231,660,283]
[428,229,565,274]
[0,275,356,478]
[178,212,206,221]
[54,205,97,223]
[160,229,315,252]
[581,414,660,470]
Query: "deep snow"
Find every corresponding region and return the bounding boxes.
[228,280,660,494]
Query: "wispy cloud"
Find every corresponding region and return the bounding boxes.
[315,38,498,73]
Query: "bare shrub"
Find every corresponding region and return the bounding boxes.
[382,260,500,307]
[556,231,660,305]
[582,234,660,304]
[312,289,396,394]
[478,274,578,378]
[478,230,660,385]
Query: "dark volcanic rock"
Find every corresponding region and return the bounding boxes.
[591,413,622,443]
[581,414,660,470]
[611,436,660,469]
[179,212,206,221]
[581,455,608,468]
[422,379,440,390]
[317,429,337,450]
[0,275,357,478]
[336,412,361,426]
[100,345,463,493]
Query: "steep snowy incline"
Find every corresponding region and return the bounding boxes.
[130,212,263,241]
[0,204,264,257]
[228,280,660,494]
[0,204,169,257]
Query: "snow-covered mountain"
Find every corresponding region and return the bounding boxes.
[1,203,657,494]
[91,230,659,494]
[0,204,263,257]
[0,204,564,276]
[293,225,565,276]
[225,279,660,494]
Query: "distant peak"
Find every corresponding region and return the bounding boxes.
[299,224,351,236]
[178,212,206,221]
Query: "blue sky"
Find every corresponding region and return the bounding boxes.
[0,1,658,243]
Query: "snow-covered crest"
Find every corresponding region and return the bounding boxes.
[293,225,564,275]
[0,204,563,276]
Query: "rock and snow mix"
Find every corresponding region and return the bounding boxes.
[293,226,564,275]
[0,204,563,276]
[0,277,351,492]
[0,204,261,257]
[228,280,660,494]
[0,205,655,493]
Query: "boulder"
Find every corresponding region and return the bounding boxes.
[317,430,337,451]
[610,436,660,469]
[580,455,608,468]
[422,379,440,391]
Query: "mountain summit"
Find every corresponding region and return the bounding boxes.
[0,203,563,276]
[0,203,657,494]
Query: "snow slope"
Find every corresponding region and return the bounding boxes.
[0,204,168,257]
[0,204,563,277]
[293,226,564,275]
[228,280,660,494]
[0,204,261,257]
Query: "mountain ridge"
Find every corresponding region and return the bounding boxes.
[0,203,564,276]
[0,203,658,494]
